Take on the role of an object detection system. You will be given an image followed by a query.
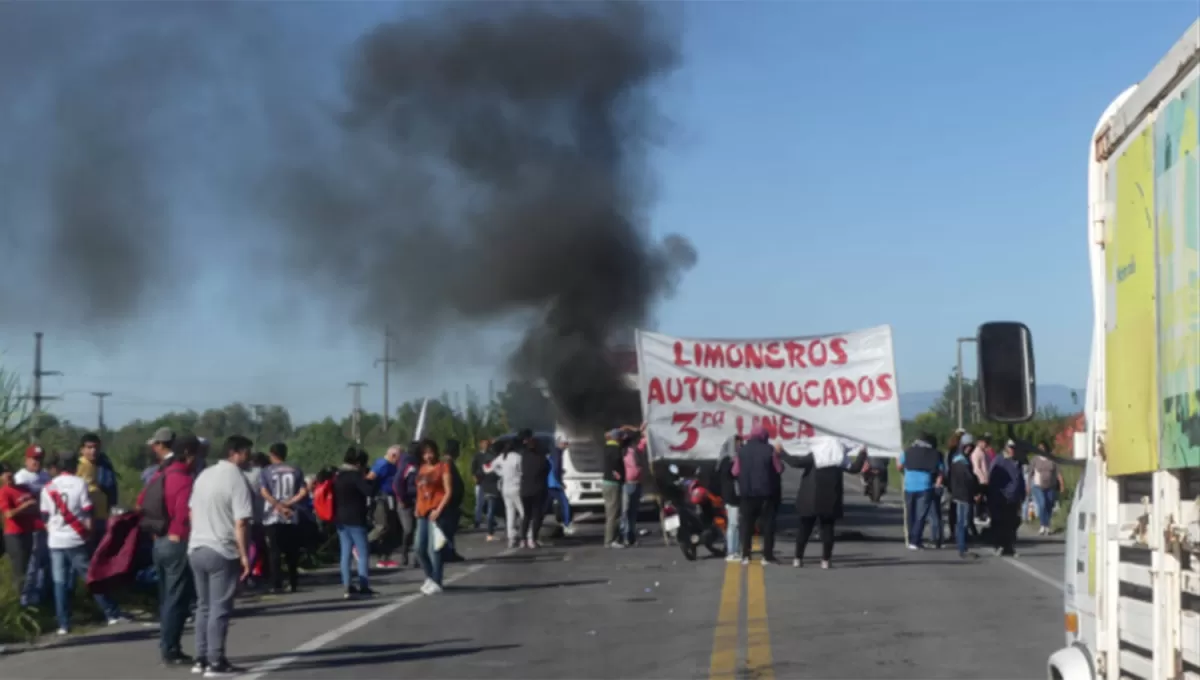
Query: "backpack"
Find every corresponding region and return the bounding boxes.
[313,479,335,523]
[139,467,178,537]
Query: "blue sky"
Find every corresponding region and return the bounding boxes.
[4,1,1197,428]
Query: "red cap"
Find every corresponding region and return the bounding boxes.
[24,444,44,459]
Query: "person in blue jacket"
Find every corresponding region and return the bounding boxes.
[545,437,575,536]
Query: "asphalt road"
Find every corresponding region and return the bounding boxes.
[2,479,1067,679]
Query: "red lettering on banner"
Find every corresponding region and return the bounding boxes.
[785,341,806,368]
[727,345,744,368]
[666,378,684,404]
[744,344,763,369]
[669,412,699,451]
[647,377,665,405]
[649,375,895,409]
[857,375,876,402]
[673,341,691,367]
[876,373,894,401]
[830,337,849,365]
[764,342,785,369]
[809,339,828,367]
[822,379,840,406]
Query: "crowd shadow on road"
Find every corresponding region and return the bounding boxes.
[239,641,521,672]
[46,627,158,649]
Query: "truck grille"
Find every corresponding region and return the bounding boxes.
[565,440,605,474]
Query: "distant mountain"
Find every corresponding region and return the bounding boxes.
[899,384,1083,421]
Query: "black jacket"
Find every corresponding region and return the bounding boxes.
[947,450,978,503]
[449,460,466,508]
[333,467,374,527]
[603,441,626,484]
[519,448,549,497]
[473,453,501,498]
[717,457,739,505]
[737,439,778,499]
[783,453,853,519]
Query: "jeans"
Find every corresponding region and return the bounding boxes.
[906,489,941,547]
[264,523,301,590]
[1032,487,1058,529]
[954,500,971,555]
[474,485,484,527]
[25,530,49,606]
[545,488,572,528]
[414,517,444,585]
[621,482,642,544]
[188,546,240,664]
[397,506,415,564]
[370,496,400,561]
[724,506,740,557]
[478,495,498,535]
[50,546,120,630]
[336,524,370,590]
[88,518,108,555]
[153,538,193,659]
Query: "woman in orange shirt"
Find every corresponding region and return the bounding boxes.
[414,439,452,595]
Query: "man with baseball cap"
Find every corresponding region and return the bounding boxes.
[14,444,51,605]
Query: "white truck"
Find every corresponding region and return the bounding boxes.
[1042,18,1200,680]
[547,347,644,511]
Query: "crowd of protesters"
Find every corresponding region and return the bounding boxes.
[900,430,1066,558]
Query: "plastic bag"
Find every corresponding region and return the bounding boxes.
[432,522,448,551]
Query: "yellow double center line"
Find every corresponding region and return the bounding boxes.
[710,540,774,679]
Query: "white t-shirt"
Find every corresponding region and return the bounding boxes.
[39,474,93,550]
[189,460,254,560]
[15,468,51,497]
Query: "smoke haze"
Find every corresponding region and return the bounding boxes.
[0,2,695,430]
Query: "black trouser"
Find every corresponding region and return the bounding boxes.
[796,516,835,562]
[990,499,1019,555]
[264,523,301,590]
[370,496,401,560]
[4,533,32,583]
[740,496,778,560]
[520,492,546,543]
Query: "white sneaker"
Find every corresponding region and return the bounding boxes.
[792,558,802,568]
[425,583,443,595]
[609,541,625,549]
[420,579,435,594]
[56,628,68,636]
[563,525,577,536]
[107,615,131,626]
[725,554,739,562]
[907,544,920,551]
[760,558,770,566]
[740,558,749,566]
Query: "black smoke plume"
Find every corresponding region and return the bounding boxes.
[1,3,696,432]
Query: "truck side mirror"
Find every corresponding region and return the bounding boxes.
[976,321,1036,423]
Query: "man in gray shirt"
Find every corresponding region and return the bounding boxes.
[188,435,254,678]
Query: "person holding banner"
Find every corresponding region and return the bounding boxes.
[780,436,867,569]
[732,426,783,565]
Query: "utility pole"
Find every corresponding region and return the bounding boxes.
[249,403,267,445]
[90,392,112,434]
[956,336,978,430]
[347,382,367,445]
[30,332,61,443]
[374,327,396,435]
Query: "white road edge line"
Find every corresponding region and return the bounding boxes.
[240,547,516,680]
[1002,555,1065,591]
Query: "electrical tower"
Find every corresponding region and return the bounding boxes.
[374,327,396,435]
[347,382,367,445]
[30,332,61,443]
[90,392,112,434]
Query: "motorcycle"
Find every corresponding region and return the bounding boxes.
[662,464,727,561]
[862,467,886,504]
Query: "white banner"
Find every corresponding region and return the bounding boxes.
[636,326,902,460]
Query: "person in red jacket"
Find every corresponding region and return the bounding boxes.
[0,461,45,607]
[139,435,198,667]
